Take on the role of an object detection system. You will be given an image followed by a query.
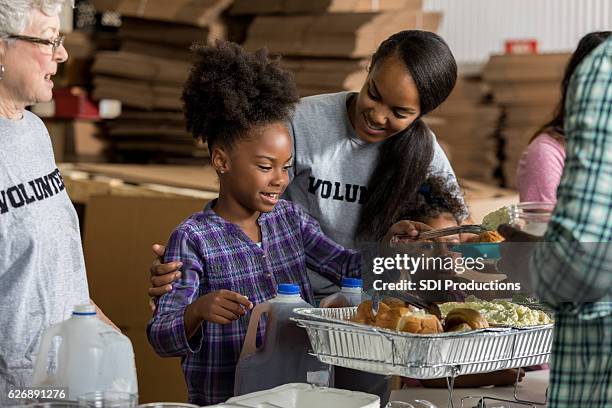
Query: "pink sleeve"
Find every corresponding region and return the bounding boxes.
[515,133,566,204]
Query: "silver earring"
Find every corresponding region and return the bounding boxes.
[0,64,4,80]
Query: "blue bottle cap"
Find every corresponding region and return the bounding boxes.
[278,283,300,295]
[341,278,362,288]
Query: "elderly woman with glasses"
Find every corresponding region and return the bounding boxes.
[0,0,115,395]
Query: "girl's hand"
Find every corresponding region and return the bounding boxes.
[195,290,254,325]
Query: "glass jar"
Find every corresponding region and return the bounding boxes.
[508,202,555,236]
[77,392,137,408]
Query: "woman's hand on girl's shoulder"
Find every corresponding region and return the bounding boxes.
[148,244,183,311]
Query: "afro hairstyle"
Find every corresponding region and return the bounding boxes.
[398,175,465,224]
[182,40,299,152]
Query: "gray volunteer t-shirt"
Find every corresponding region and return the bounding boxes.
[0,111,89,393]
[285,91,464,249]
[284,92,465,294]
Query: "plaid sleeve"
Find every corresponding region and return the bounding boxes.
[147,227,205,356]
[295,204,362,282]
[531,39,612,310]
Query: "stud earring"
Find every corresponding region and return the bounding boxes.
[0,64,4,80]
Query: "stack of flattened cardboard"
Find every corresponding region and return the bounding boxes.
[233,0,441,96]
[90,0,244,162]
[94,0,233,28]
[483,53,569,188]
[92,50,191,110]
[426,76,502,185]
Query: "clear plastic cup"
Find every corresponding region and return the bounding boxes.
[4,402,77,408]
[508,202,555,237]
[2,400,36,408]
[77,392,137,408]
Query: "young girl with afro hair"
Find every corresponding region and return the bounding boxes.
[146,41,362,406]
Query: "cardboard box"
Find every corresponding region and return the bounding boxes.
[122,325,189,403]
[74,164,219,192]
[83,195,210,326]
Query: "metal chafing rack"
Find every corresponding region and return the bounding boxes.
[292,307,553,408]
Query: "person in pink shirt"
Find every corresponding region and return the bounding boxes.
[516,31,610,204]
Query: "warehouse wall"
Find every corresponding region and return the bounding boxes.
[424,0,612,65]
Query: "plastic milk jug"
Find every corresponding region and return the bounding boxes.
[234,284,330,396]
[32,304,138,399]
[319,277,365,307]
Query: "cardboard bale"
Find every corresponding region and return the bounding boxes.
[489,82,560,106]
[281,57,367,95]
[119,17,208,46]
[120,39,194,61]
[501,126,540,188]
[483,53,569,83]
[93,76,153,110]
[92,76,183,111]
[92,51,190,84]
[482,53,570,188]
[244,10,441,58]
[94,0,233,27]
[231,0,423,14]
[427,76,502,185]
[504,105,556,128]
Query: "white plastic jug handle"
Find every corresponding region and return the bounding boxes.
[239,302,271,360]
[31,321,64,386]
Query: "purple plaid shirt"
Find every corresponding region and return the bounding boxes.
[147,199,361,405]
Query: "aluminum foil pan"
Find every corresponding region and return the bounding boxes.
[292,307,552,379]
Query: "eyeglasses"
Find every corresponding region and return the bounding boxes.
[7,34,65,55]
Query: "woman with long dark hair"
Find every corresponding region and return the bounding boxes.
[516,31,611,203]
[288,30,462,246]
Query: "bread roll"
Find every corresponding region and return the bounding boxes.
[444,308,489,331]
[373,306,412,330]
[373,307,443,334]
[352,300,389,325]
[397,313,444,334]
